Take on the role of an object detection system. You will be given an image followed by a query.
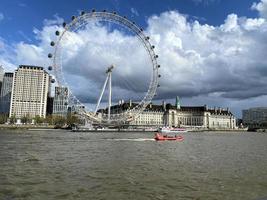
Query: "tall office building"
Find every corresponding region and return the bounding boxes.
[243,107,267,127]
[0,73,13,114]
[0,66,4,95]
[9,65,50,118]
[53,86,69,116]
[46,96,54,115]
[46,75,53,115]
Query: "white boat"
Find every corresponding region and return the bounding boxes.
[159,127,188,133]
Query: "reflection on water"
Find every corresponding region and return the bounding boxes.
[0,130,267,200]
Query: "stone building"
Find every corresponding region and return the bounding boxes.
[130,103,165,126]
[165,104,236,129]
[105,97,236,130]
[9,65,50,119]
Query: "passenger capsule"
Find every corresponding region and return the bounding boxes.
[158,74,161,78]
[158,65,161,68]
[151,45,155,49]
[48,53,53,58]
[50,41,55,46]
[71,15,76,20]
[63,22,66,27]
[155,55,158,58]
[103,9,107,12]
[92,9,96,12]
[48,66,52,71]
[55,31,60,36]
[157,84,160,87]
[113,11,117,15]
[146,36,150,40]
[81,11,85,15]
[51,79,55,83]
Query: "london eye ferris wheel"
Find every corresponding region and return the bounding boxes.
[47,10,160,124]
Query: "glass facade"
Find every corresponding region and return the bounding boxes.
[0,73,13,114]
[53,87,69,117]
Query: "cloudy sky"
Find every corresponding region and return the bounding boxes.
[1,0,267,117]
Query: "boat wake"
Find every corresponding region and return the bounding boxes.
[106,138,155,142]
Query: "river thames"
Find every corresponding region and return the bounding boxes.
[0,130,267,200]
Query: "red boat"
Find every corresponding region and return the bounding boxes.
[154,133,184,141]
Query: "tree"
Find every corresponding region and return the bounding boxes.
[44,114,53,125]
[53,115,66,127]
[10,115,16,124]
[21,114,32,124]
[34,115,45,124]
[0,114,8,124]
[66,113,80,126]
[21,115,28,124]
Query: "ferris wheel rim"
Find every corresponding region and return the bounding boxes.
[49,10,160,123]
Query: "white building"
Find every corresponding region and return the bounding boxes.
[131,103,164,126]
[107,97,236,130]
[9,65,50,119]
[165,105,236,130]
[0,73,13,114]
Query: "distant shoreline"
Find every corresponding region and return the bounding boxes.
[0,125,55,130]
[0,125,265,133]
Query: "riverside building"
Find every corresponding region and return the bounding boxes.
[0,73,13,114]
[52,86,69,116]
[105,97,236,130]
[9,65,50,119]
[46,96,54,115]
[0,66,4,95]
[165,104,236,130]
[134,103,165,126]
[242,107,267,128]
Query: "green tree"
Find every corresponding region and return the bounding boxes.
[21,114,32,124]
[0,114,8,124]
[53,115,66,127]
[44,115,53,125]
[66,114,80,126]
[10,115,16,124]
[34,115,45,124]
[21,115,28,124]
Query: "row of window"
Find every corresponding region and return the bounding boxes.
[133,121,163,125]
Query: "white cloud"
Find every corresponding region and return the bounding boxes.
[243,18,265,30]
[43,14,63,26]
[0,37,17,71]
[251,0,267,19]
[144,11,267,102]
[1,7,267,115]
[221,14,239,32]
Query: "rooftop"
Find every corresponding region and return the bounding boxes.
[19,65,44,71]
[97,101,233,115]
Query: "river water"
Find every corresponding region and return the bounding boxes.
[0,130,267,200]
